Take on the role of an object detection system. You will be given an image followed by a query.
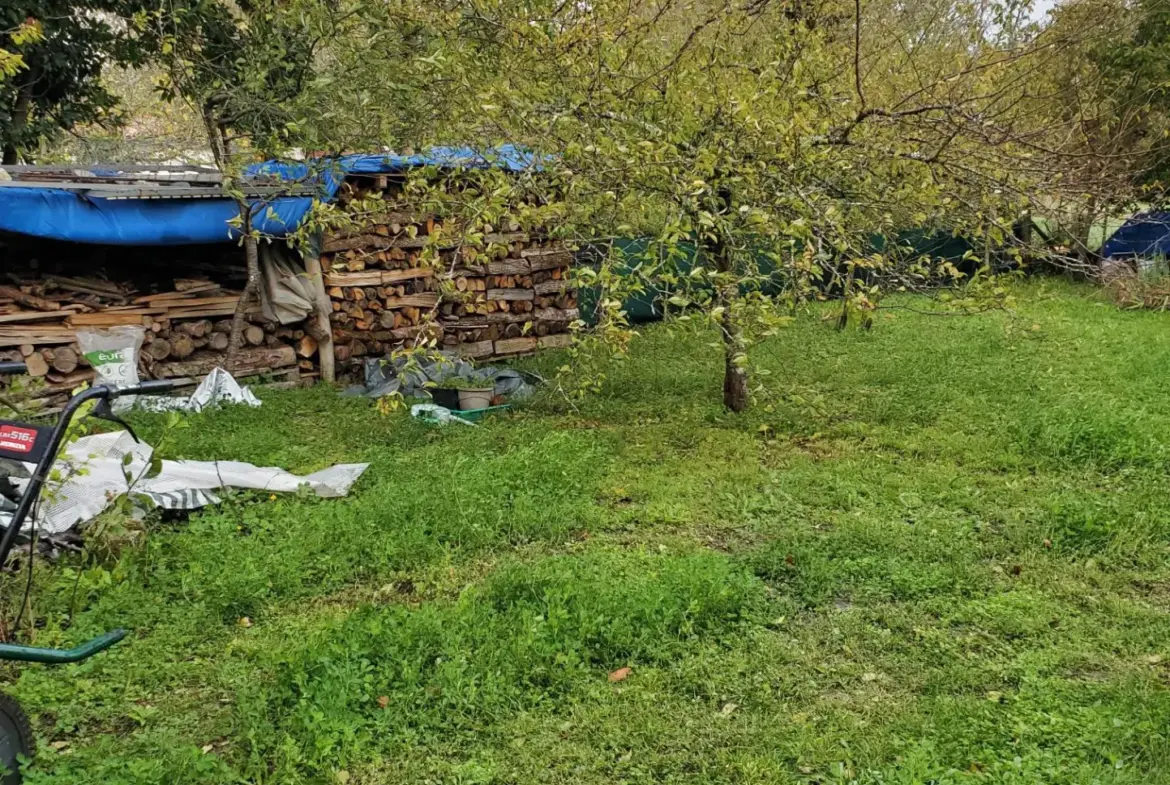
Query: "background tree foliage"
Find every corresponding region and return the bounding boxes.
[7,0,1168,411]
[372,0,1129,409]
[0,2,155,164]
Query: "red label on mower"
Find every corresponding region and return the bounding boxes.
[0,425,37,454]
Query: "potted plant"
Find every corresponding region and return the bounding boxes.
[435,374,495,411]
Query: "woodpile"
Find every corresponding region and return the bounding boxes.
[321,211,577,364]
[0,273,313,412]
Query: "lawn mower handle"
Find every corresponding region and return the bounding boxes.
[0,629,126,664]
[0,380,177,568]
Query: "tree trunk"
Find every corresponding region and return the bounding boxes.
[3,77,35,164]
[719,296,749,412]
[226,202,262,371]
[709,227,749,413]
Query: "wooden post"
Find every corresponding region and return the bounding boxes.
[303,239,336,383]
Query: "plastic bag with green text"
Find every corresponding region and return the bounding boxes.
[76,326,144,413]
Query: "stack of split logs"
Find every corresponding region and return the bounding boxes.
[0,273,315,413]
[320,212,578,364]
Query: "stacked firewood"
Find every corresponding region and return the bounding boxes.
[0,273,312,412]
[321,212,443,362]
[320,212,577,364]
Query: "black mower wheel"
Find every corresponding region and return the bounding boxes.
[0,692,33,785]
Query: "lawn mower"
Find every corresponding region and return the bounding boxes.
[0,362,175,784]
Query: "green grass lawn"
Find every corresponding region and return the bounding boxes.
[5,279,1170,785]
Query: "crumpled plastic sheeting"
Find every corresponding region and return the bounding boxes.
[137,368,261,413]
[1,431,367,536]
[344,352,539,400]
[410,404,478,427]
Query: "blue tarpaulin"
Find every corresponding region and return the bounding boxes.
[1101,212,1170,258]
[0,146,539,247]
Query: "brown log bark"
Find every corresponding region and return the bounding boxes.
[155,346,296,379]
[0,285,60,312]
[244,325,265,346]
[171,333,196,360]
[709,216,748,413]
[24,352,49,377]
[147,339,172,361]
[297,334,319,358]
[49,347,79,374]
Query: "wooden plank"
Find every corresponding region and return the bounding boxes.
[383,292,439,309]
[447,264,486,277]
[166,304,260,318]
[381,267,434,284]
[156,296,241,309]
[486,259,531,275]
[538,307,579,322]
[483,232,529,245]
[324,270,382,287]
[520,245,569,258]
[322,233,429,253]
[456,339,495,359]
[494,337,537,355]
[533,279,570,296]
[487,288,535,302]
[537,333,573,350]
[0,334,75,347]
[44,275,127,298]
[320,267,433,289]
[524,251,573,272]
[440,307,577,329]
[67,313,154,327]
[132,284,219,303]
[0,311,69,325]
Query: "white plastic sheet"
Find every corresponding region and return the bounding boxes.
[2,431,367,535]
[137,368,261,412]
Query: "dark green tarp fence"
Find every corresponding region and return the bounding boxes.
[575,232,976,325]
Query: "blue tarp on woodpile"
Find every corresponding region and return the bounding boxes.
[0,147,539,246]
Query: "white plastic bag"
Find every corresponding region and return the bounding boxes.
[76,326,144,412]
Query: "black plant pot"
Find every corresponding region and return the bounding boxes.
[431,388,461,410]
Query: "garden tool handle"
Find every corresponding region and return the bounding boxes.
[0,629,126,664]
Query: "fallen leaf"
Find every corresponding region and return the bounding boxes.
[377,695,390,708]
[1043,538,1053,549]
[861,672,877,682]
[720,702,738,715]
[1145,654,1163,665]
[202,744,214,753]
[608,667,632,683]
[986,691,1004,703]
[237,617,253,628]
